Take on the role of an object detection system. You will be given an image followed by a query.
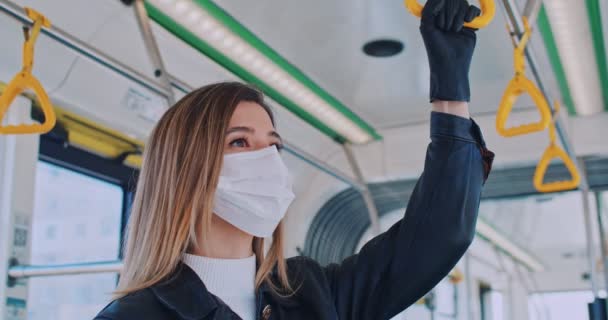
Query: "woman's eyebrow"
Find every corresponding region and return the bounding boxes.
[225,127,281,142]
[226,126,254,135]
[269,131,283,142]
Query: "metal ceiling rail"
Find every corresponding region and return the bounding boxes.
[0,0,171,99]
[8,260,123,279]
[133,0,176,104]
[283,142,364,191]
[168,74,193,95]
[501,0,599,296]
[0,0,362,191]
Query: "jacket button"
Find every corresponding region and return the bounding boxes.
[262,305,272,320]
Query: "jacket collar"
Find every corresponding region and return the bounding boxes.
[149,262,300,319]
[150,263,218,320]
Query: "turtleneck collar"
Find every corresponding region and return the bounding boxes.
[182,253,256,296]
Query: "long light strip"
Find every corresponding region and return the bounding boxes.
[476,219,545,272]
[586,0,608,112]
[147,0,379,144]
[542,1,604,115]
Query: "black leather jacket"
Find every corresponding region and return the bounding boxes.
[94,112,493,320]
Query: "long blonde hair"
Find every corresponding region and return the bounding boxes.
[115,82,292,297]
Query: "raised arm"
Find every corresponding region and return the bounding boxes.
[322,1,494,319]
[324,112,492,319]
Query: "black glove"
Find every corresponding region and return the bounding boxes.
[420,0,481,102]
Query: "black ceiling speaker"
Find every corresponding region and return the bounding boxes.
[362,39,404,57]
[120,0,136,6]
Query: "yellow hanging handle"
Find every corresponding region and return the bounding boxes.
[0,8,56,135]
[404,0,495,29]
[496,17,551,137]
[533,102,580,193]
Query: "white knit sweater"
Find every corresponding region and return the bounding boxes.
[182,253,256,320]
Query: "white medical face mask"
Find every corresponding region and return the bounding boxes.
[213,146,295,237]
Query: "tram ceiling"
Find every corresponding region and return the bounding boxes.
[1,0,604,147]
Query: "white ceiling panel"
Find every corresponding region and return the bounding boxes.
[215,0,534,128]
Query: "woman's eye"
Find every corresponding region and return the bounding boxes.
[229,138,248,148]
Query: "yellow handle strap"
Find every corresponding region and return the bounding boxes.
[404,0,496,29]
[533,143,581,193]
[496,76,552,137]
[533,102,581,193]
[496,17,551,137]
[0,7,55,135]
[22,8,51,72]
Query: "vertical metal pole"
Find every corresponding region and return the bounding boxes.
[522,0,542,25]
[133,0,176,105]
[464,253,475,320]
[596,192,608,293]
[494,247,514,320]
[343,143,380,236]
[580,164,600,296]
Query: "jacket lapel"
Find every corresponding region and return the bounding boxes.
[150,263,218,320]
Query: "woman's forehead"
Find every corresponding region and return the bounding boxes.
[229,101,275,130]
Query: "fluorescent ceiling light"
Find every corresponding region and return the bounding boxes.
[476,218,545,272]
[146,0,380,144]
[542,2,604,115]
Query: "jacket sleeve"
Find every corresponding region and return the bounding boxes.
[323,111,493,320]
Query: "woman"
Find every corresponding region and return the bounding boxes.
[95,0,493,319]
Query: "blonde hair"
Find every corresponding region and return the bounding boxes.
[115,82,292,297]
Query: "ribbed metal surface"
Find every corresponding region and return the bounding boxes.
[303,157,608,265]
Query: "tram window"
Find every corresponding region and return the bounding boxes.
[27,161,123,320]
[528,290,594,320]
[480,284,504,320]
[434,279,457,316]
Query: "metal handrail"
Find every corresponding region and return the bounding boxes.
[8,260,123,278]
[0,0,362,190]
[0,0,171,99]
[133,0,175,104]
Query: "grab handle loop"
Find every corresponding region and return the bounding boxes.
[496,77,552,137]
[496,17,551,137]
[0,8,55,135]
[533,102,581,193]
[404,0,495,29]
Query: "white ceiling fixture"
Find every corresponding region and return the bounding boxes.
[543,1,604,115]
[146,0,380,144]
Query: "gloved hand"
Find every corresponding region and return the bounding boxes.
[420,0,481,102]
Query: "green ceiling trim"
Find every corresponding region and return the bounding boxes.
[585,0,608,111]
[145,1,381,143]
[197,0,380,140]
[537,6,577,115]
[145,3,345,143]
